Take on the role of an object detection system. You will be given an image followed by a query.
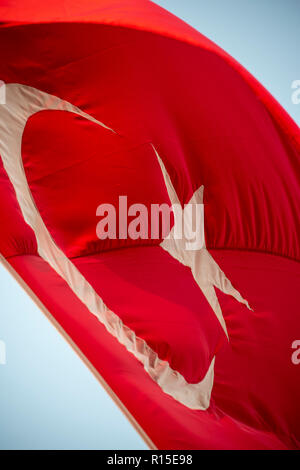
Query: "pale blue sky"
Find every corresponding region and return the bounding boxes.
[155,0,300,126]
[0,0,299,450]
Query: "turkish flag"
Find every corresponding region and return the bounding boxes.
[0,0,299,449]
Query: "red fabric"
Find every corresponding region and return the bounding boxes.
[21,109,224,384]
[22,111,171,257]
[0,159,37,258]
[212,250,300,449]
[0,19,298,260]
[73,246,225,383]
[7,254,291,450]
[0,0,300,449]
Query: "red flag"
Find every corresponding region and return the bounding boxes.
[0,0,299,449]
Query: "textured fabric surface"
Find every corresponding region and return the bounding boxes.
[0,0,299,449]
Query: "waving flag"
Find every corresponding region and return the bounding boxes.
[0,0,299,449]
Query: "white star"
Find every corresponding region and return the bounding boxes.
[153,145,251,337]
